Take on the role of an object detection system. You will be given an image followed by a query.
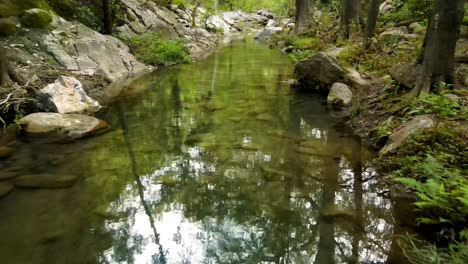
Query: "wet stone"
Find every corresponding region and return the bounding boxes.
[0,172,19,181]
[0,146,14,159]
[15,174,79,189]
[0,183,14,198]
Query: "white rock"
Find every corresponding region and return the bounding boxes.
[327,83,353,108]
[38,76,101,115]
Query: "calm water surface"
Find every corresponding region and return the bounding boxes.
[0,38,404,263]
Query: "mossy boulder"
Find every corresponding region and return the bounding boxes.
[15,174,79,189]
[20,8,52,29]
[0,17,19,37]
[0,0,49,18]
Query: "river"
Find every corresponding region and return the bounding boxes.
[0,38,407,263]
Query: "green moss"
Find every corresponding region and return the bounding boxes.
[0,17,18,37]
[0,0,49,18]
[20,8,53,29]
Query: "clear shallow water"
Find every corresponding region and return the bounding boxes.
[0,38,405,263]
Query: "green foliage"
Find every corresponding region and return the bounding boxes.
[288,50,315,63]
[396,155,468,227]
[76,6,101,31]
[400,234,468,264]
[383,0,432,22]
[122,33,190,66]
[405,92,461,119]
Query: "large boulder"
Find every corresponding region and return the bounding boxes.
[380,115,435,155]
[32,18,148,81]
[294,52,345,92]
[0,18,19,37]
[19,113,108,139]
[15,174,78,189]
[38,76,101,115]
[389,64,421,88]
[20,8,52,29]
[327,83,353,109]
[254,26,283,39]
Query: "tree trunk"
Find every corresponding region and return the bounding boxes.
[295,0,310,33]
[341,0,361,39]
[191,2,201,28]
[102,0,113,35]
[0,46,25,87]
[363,0,381,49]
[412,0,465,97]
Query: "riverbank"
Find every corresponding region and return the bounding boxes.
[266,4,468,258]
[0,1,279,126]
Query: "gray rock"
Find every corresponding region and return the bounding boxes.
[0,183,13,199]
[409,22,425,34]
[266,19,276,27]
[380,115,435,155]
[31,17,148,81]
[254,26,283,39]
[389,64,421,88]
[19,113,109,139]
[327,83,353,109]
[294,52,345,91]
[257,10,275,19]
[380,26,409,41]
[15,174,78,189]
[443,94,460,104]
[38,76,101,115]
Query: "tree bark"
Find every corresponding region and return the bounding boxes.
[191,2,201,28]
[363,0,381,49]
[340,0,361,39]
[295,0,310,33]
[102,0,113,35]
[412,0,465,97]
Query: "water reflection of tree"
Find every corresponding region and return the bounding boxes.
[83,39,396,263]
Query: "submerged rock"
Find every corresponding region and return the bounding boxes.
[19,113,109,139]
[380,115,435,155]
[15,174,78,189]
[0,183,14,198]
[0,172,19,181]
[294,52,345,92]
[38,76,101,115]
[254,26,283,39]
[327,83,353,109]
[0,146,14,159]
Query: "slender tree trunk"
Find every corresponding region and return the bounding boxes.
[102,0,113,35]
[341,0,361,39]
[363,0,381,49]
[191,2,201,28]
[412,0,465,97]
[295,0,310,33]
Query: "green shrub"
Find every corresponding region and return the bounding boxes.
[122,33,190,66]
[396,155,468,228]
[405,92,462,119]
[288,50,315,63]
[76,6,101,31]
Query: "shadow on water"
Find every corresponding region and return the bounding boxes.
[0,38,411,263]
